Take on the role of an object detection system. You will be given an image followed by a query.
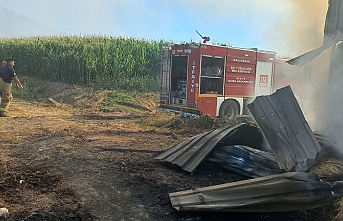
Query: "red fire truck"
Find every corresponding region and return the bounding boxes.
[159,43,307,120]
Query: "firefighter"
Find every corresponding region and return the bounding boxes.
[0,59,23,117]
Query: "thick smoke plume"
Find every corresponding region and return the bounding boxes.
[286,0,343,156]
[265,0,331,132]
[318,44,343,156]
[271,0,328,56]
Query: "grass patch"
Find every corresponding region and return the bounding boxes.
[12,76,41,101]
[100,90,137,112]
[102,90,136,106]
[11,76,157,113]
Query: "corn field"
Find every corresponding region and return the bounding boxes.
[0,36,163,92]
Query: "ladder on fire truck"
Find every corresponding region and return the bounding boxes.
[160,44,172,104]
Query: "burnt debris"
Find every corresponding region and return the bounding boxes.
[155,85,343,214]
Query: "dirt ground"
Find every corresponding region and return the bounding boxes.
[0,87,334,221]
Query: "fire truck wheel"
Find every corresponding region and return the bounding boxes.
[219,100,239,120]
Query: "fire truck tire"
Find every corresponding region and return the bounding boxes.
[219,100,239,120]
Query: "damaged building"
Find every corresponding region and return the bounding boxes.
[155,85,343,213]
[154,0,343,216]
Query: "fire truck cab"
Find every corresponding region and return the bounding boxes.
[159,43,306,120]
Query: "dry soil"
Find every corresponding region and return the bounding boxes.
[0,93,330,221]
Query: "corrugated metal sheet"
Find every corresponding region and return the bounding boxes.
[220,123,271,152]
[169,172,343,212]
[286,33,343,65]
[207,145,281,178]
[247,86,322,172]
[154,123,265,174]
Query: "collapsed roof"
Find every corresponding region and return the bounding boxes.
[169,172,343,212]
[156,86,322,176]
[154,123,268,175]
[155,85,336,213]
[247,85,322,172]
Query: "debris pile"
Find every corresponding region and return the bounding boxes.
[164,114,243,131]
[207,145,280,178]
[169,172,343,213]
[155,86,343,215]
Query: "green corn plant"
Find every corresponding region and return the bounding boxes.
[0,35,165,92]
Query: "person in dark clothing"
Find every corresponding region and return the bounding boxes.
[0,59,23,117]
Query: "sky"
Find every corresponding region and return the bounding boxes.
[1,0,329,57]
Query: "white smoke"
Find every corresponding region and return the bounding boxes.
[1,0,328,56]
[176,0,328,56]
[314,44,343,156]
